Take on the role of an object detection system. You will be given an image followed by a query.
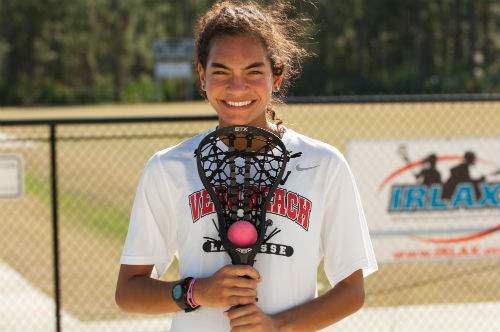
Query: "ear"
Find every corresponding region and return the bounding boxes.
[196,63,206,90]
[272,65,284,92]
[272,72,283,92]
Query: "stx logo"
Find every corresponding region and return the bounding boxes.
[188,187,312,231]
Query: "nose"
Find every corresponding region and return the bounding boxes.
[227,74,247,92]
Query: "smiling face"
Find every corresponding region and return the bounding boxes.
[197,34,282,129]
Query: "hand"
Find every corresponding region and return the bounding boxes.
[226,304,280,332]
[194,265,261,308]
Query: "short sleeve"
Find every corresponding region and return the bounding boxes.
[321,154,377,287]
[120,154,178,277]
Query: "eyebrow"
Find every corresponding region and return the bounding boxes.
[210,62,265,70]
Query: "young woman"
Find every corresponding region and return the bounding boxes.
[115,1,377,331]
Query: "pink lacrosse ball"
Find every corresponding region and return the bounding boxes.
[227,220,258,247]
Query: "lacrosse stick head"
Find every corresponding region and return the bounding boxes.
[195,125,292,265]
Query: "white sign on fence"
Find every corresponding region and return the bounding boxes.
[0,154,23,198]
[347,138,500,263]
[153,39,194,80]
[154,62,192,79]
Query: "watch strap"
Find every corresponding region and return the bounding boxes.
[171,277,200,312]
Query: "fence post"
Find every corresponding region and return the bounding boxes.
[49,124,62,332]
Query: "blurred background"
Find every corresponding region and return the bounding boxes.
[1,0,500,105]
[0,1,499,332]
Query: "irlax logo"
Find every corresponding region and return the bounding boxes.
[378,147,500,244]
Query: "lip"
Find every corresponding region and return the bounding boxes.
[220,99,257,110]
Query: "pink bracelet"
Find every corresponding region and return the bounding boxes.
[186,278,199,308]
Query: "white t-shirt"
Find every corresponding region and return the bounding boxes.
[120,127,377,332]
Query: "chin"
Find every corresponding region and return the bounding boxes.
[220,116,255,127]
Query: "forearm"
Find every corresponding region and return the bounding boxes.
[115,264,260,314]
[272,273,365,332]
[115,275,180,314]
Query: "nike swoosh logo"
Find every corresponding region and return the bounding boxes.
[296,164,320,171]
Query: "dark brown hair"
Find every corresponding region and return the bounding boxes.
[194,0,312,124]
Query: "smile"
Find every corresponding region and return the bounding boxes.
[222,100,255,108]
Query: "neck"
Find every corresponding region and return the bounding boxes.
[217,121,284,138]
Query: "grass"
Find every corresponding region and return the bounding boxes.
[25,172,130,242]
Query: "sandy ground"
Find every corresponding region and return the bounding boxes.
[2,259,499,332]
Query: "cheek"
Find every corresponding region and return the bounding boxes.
[248,77,273,92]
[205,75,274,96]
[205,79,225,97]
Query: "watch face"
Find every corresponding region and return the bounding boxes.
[173,284,183,300]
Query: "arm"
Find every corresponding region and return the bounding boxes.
[115,264,178,314]
[274,269,365,331]
[115,264,260,314]
[227,269,364,332]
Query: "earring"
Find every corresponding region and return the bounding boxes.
[273,87,280,93]
[201,83,206,91]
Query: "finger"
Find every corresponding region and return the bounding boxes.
[226,303,257,320]
[229,295,258,306]
[230,313,259,328]
[228,277,259,289]
[226,265,261,280]
[227,287,257,298]
[231,324,258,332]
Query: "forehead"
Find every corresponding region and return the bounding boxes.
[207,34,271,67]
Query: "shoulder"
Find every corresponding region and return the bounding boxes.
[143,128,213,175]
[157,129,211,160]
[285,128,347,170]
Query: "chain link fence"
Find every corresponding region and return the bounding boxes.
[1,99,499,331]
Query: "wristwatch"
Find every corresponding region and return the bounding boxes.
[171,277,199,312]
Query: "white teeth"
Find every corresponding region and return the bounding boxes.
[226,100,252,107]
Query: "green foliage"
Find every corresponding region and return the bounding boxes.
[0,0,499,105]
[122,75,156,103]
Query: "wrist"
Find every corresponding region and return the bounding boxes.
[171,277,200,312]
[271,312,295,332]
[192,277,207,306]
[186,278,199,309]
